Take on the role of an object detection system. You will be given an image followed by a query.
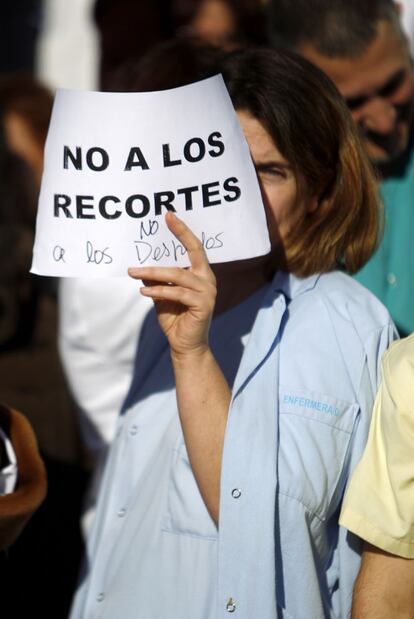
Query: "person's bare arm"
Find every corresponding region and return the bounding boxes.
[352,543,414,618]
[128,213,231,525]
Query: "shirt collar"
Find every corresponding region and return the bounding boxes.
[271,271,321,301]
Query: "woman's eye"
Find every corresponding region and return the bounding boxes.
[258,167,287,180]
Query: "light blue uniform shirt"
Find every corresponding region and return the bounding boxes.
[71,270,395,619]
[354,139,414,336]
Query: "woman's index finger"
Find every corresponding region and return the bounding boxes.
[165,212,209,271]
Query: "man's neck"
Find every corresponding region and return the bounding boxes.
[375,131,414,180]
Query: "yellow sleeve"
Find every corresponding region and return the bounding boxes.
[339,335,414,558]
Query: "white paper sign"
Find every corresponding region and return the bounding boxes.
[31,75,270,277]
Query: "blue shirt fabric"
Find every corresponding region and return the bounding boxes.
[71,270,395,619]
[354,139,414,336]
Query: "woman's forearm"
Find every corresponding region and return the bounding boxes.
[172,347,231,525]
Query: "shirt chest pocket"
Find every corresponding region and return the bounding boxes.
[161,439,218,540]
[278,387,359,520]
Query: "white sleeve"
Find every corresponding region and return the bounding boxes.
[400,0,414,55]
[0,427,18,495]
[58,277,152,458]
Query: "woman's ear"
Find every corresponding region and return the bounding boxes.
[308,173,335,214]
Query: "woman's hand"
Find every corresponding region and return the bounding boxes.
[128,212,217,360]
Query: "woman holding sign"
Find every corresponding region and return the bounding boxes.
[71,49,395,618]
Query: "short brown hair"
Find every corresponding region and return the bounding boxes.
[270,0,399,59]
[221,48,381,276]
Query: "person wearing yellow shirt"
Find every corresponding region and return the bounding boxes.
[340,334,414,617]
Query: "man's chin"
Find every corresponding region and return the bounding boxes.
[365,140,408,169]
[363,126,411,169]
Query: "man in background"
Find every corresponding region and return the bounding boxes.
[270,2,414,614]
[270,0,414,337]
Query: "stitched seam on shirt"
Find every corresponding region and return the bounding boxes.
[278,489,325,522]
[317,280,393,339]
[279,411,352,434]
[355,322,396,399]
[383,346,413,414]
[319,293,360,401]
[342,509,414,550]
[318,288,394,402]
[160,527,218,541]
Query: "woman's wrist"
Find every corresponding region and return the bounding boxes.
[170,344,212,368]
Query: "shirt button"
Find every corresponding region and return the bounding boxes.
[231,488,242,499]
[387,272,397,286]
[117,508,126,518]
[96,593,105,602]
[130,425,138,436]
[226,598,236,612]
